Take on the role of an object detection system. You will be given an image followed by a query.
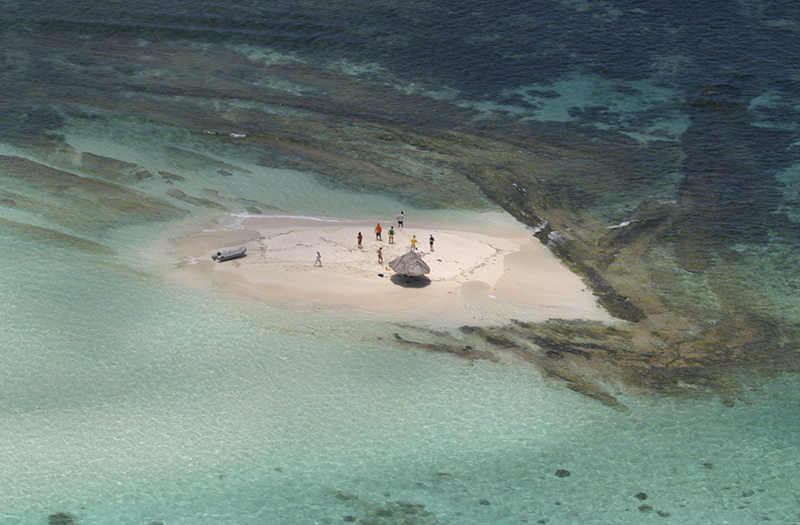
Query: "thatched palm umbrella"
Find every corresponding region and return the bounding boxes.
[388,250,430,276]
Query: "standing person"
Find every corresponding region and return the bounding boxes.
[397,211,404,228]
[429,235,435,252]
[410,235,417,250]
[357,232,363,250]
[314,251,322,267]
[388,226,395,244]
[377,247,383,265]
[375,223,382,241]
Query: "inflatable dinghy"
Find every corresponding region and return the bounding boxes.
[212,246,246,262]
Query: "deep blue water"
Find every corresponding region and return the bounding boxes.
[4,0,800,203]
[5,1,800,97]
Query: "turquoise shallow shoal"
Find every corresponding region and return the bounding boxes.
[1,236,799,524]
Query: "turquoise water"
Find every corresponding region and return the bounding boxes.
[2,241,799,524]
[2,1,800,523]
[2,255,799,523]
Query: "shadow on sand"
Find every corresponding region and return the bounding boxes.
[390,274,431,288]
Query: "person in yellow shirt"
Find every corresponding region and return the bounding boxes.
[410,235,417,250]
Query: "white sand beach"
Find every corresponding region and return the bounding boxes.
[165,214,612,326]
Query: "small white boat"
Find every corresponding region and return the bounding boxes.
[212,246,246,262]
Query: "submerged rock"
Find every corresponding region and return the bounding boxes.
[166,189,226,209]
[0,217,117,255]
[391,333,498,363]
[0,155,185,229]
[159,170,186,182]
[331,490,359,501]
[80,152,139,182]
[48,513,77,525]
[365,500,433,520]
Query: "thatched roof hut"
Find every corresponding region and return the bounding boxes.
[388,250,430,276]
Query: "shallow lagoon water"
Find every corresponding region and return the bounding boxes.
[2,258,799,524]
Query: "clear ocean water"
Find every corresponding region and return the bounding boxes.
[1,1,800,524]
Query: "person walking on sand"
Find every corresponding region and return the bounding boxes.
[314,251,322,267]
[357,232,363,250]
[410,235,417,250]
[388,226,394,244]
[377,247,383,265]
[429,234,435,252]
[397,211,404,228]
[375,223,382,241]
